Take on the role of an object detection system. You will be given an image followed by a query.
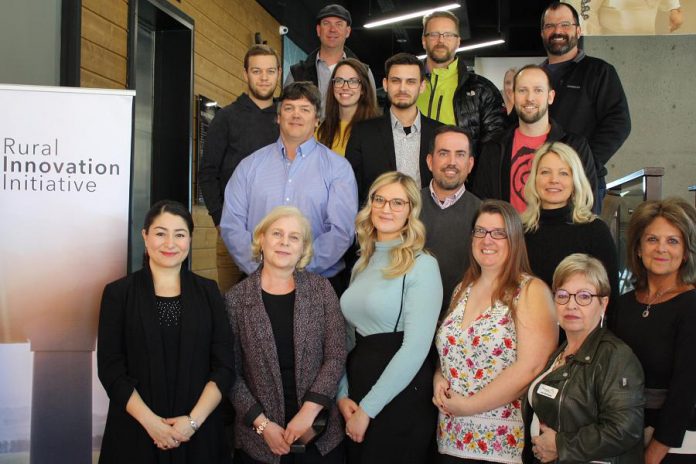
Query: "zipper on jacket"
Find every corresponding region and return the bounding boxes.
[436,95,443,122]
[426,74,439,119]
[556,369,570,434]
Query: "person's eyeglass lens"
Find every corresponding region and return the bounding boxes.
[333,77,361,89]
[424,32,460,40]
[554,290,598,306]
[543,22,577,31]
[371,194,409,211]
[472,227,507,240]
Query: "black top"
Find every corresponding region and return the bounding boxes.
[262,289,298,423]
[612,289,696,447]
[156,295,181,411]
[524,205,619,317]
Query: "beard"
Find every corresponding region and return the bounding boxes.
[248,82,275,101]
[434,171,465,191]
[427,44,455,64]
[517,103,548,124]
[388,93,418,109]
[543,32,578,56]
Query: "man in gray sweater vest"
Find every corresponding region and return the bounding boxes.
[420,125,481,315]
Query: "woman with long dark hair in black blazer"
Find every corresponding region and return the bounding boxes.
[97,200,234,463]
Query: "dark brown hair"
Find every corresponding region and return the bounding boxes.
[317,58,379,149]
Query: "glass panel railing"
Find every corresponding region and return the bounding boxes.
[603,167,664,294]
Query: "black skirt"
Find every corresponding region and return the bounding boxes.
[346,331,437,464]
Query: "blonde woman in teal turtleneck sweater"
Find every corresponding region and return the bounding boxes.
[337,171,442,464]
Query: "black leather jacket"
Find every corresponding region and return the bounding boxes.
[421,55,506,155]
[523,327,645,463]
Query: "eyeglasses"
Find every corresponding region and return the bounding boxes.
[554,290,601,306]
[423,31,460,40]
[543,21,578,31]
[371,194,410,212]
[472,227,508,240]
[332,77,361,89]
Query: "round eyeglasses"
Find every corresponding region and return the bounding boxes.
[332,77,361,89]
[371,194,410,212]
[554,290,600,306]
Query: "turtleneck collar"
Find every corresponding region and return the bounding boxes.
[539,204,573,224]
[375,238,403,250]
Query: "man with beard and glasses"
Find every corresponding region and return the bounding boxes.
[540,1,630,210]
[199,44,281,293]
[416,10,506,157]
[346,53,442,206]
[420,125,481,315]
[472,65,597,213]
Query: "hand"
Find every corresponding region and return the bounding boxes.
[440,389,471,417]
[531,423,558,463]
[337,397,359,423]
[262,421,291,455]
[142,414,187,450]
[164,416,195,442]
[283,408,315,445]
[345,407,370,443]
[669,9,683,32]
[432,371,451,415]
[645,438,670,464]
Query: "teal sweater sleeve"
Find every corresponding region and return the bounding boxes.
[340,252,442,417]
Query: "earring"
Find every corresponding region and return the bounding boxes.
[600,313,605,328]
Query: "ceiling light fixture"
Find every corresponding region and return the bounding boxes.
[364,3,461,29]
[417,39,505,59]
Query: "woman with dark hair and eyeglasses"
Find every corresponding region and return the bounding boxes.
[97,200,234,463]
[523,253,644,463]
[337,171,442,463]
[316,58,380,156]
[434,200,557,463]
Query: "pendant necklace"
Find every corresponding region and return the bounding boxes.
[642,286,676,318]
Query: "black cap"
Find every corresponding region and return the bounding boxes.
[316,4,352,26]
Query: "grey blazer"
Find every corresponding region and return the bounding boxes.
[225,267,347,463]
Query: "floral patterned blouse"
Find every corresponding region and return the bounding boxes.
[435,275,530,463]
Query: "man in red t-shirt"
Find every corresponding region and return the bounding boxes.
[471,65,597,212]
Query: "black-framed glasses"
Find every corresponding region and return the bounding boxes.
[371,194,410,212]
[542,21,578,31]
[332,77,361,89]
[423,31,460,40]
[472,227,507,240]
[554,290,600,306]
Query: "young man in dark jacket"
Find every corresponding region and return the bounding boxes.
[540,1,631,207]
[199,44,280,293]
[472,65,598,212]
[416,10,506,156]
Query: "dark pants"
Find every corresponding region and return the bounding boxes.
[662,454,696,464]
[235,441,344,464]
[438,455,492,464]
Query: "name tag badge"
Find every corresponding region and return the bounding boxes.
[537,384,559,399]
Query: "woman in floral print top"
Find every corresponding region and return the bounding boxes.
[434,200,558,463]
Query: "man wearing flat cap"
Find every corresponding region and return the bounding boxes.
[285,3,376,114]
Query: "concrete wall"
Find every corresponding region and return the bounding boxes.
[585,35,696,201]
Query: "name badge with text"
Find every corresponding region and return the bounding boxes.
[537,384,559,399]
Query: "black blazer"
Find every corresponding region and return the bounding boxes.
[97,267,234,464]
[345,112,443,206]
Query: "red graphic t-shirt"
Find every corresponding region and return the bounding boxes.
[510,129,548,213]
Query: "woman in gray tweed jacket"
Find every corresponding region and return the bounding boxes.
[226,206,347,464]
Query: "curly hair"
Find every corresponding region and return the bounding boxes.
[353,172,426,279]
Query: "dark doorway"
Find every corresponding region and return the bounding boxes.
[128,0,194,271]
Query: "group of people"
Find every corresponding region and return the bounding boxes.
[95,2,696,464]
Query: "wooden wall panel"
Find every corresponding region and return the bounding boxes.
[80,0,282,281]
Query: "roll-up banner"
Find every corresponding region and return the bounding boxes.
[0,84,134,463]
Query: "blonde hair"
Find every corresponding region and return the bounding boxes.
[353,172,426,279]
[251,206,313,270]
[552,253,611,297]
[522,142,595,232]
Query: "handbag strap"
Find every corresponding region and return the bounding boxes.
[393,254,420,332]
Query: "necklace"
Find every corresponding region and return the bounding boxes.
[642,286,677,318]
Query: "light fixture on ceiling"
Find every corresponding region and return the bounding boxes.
[364,3,461,29]
[416,39,505,59]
